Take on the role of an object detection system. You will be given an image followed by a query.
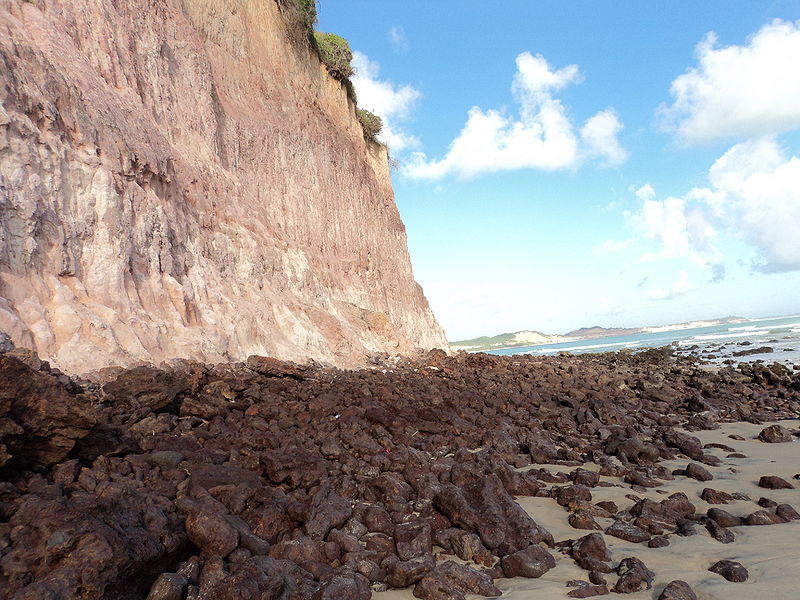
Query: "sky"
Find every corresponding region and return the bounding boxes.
[317,1,800,341]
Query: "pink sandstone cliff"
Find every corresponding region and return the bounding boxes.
[0,0,448,373]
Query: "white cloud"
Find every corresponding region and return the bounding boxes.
[709,137,800,271]
[628,138,800,274]
[404,52,626,180]
[351,51,421,151]
[388,26,409,52]
[659,20,800,143]
[635,184,656,202]
[581,109,628,165]
[647,271,693,301]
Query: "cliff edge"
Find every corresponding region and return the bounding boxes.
[0,0,448,372]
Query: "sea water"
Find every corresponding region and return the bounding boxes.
[488,314,800,366]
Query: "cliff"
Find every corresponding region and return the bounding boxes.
[0,0,448,373]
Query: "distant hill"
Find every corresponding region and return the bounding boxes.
[451,330,569,352]
[451,316,751,353]
[563,326,639,338]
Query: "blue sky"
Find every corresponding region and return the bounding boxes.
[317,2,800,340]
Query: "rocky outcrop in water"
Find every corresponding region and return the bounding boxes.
[0,0,446,373]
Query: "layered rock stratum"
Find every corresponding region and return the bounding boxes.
[0,0,447,373]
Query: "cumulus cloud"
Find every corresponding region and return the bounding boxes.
[709,138,800,272]
[351,51,421,151]
[659,19,800,143]
[581,109,628,165]
[628,137,800,274]
[404,52,626,180]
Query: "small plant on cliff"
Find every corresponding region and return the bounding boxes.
[277,0,317,45]
[357,109,383,143]
[312,32,354,80]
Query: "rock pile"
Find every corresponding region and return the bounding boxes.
[0,347,798,599]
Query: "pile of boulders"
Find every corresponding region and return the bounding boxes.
[0,346,798,599]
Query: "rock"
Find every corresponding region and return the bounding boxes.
[305,482,352,540]
[708,559,748,582]
[776,504,800,521]
[500,545,556,578]
[758,497,778,508]
[413,561,501,600]
[52,459,81,486]
[147,451,185,470]
[567,584,610,598]
[146,573,188,600]
[363,506,394,535]
[684,463,713,481]
[0,356,97,467]
[394,521,432,561]
[613,557,654,593]
[185,510,239,557]
[571,533,612,572]
[571,469,601,487]
[745,510,787,526]
[383,554,436,588]
[103,367,189,413]
[758,424,794,443]
[556,485,593,507]
[658,580,698,600]
[758,475,794,489]
[606,520,651,543]
[705,519,735,543]
[648,536,669,548]
[450,532,488,562]
[700,488,734,504]
[312,571,371,600]
[0,332,14,353]
[433,474,552,556]
[707,508,741,528]
[569,510,602,530]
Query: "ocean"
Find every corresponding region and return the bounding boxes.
[488,314,800,366]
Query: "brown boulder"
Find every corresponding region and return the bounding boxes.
[613,557,654,593]
[413,561,501,600]
[0,355,97,467]
[500,545,556,578]
[758,475,794,489]
[658,580,697,600]
[185,510,239,557]
[709,559,748,582]
[433,474,552,556]
[758,424,794,443]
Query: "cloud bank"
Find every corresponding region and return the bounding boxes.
[405,52,627,180]
[659,19,800,144]
[630,138,800,274]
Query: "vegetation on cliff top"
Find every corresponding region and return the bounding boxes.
[312,32,353,80]
[278,1,384,146]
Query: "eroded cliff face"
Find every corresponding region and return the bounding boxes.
[0,0,448,373]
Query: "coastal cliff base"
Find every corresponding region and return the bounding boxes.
[1,348,798,599]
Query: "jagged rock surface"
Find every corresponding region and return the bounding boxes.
[1,348,799,598]
[0,0,447,373]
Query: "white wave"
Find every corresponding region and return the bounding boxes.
[728,325,758,331]
[791,328,800,333]
[691,331,771,341]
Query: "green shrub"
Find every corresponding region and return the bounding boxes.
[277,0,317,44]
[313,32,353,80]
[357,109,383,142]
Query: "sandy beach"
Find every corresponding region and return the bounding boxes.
[375,419,799,600]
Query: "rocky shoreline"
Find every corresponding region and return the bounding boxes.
[1,347,798,599]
